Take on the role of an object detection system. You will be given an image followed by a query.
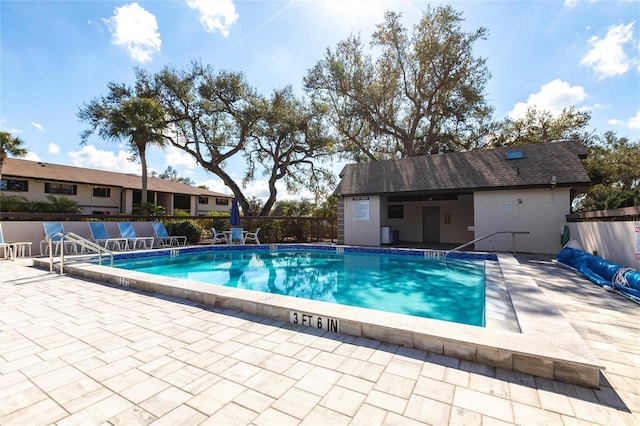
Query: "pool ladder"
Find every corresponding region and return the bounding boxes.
[48,232,114,274]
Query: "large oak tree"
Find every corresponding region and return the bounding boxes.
[137,62,334,216]
[304,6,494,161]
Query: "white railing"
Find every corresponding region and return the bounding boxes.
[48,232,114,274]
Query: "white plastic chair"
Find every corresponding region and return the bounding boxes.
[244,228,261,244]
[0,223,14,260]
[211,228,227,245]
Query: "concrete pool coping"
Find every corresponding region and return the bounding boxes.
[32,247,604,388]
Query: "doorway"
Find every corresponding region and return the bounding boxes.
[422,206,440,242]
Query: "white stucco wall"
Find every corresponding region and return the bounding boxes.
[382,195,474,244]
[343,196,382,246]
[474,188,571,254]
[568,222,640,269]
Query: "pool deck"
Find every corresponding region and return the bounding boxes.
[1,254,639,425]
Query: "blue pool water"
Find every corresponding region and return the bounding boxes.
[113,247,487,326]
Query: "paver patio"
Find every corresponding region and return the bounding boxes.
[1,255,638,425]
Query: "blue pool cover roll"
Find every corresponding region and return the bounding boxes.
[555,247,640,303]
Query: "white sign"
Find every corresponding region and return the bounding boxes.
[635,227,640,260]
[503,204,513,211]
[353,199,370,222]
[290,311,339,333]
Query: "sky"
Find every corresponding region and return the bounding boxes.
[1,0,639,201]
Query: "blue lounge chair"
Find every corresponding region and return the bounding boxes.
[117,222,154,250]
[40,222,77,255]
[152,222,187,248]
[89,222,127,251]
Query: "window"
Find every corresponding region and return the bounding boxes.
[388,205,404,219]
[0,179,28,192]
[506,151,524,160]
[216,198,229,206]
[93,187,111,198]
[198,196,209,204]
[174,194,190,210]
[45,182,77,195]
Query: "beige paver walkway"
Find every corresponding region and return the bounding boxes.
[1,255,638,425]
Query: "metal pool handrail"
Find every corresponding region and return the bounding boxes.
[49,232,114,274]
[444,231,530,264]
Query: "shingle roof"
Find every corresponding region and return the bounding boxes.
[2,158,231,198]
[334,140,591,196]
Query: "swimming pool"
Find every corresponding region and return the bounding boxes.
[113,249,487,326]
[32,245,605,387]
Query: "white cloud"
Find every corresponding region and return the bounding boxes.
[581,22,635,79]
[508,79,587,119]
[563,0,577,8]
[31,122,44,131]
[185,0,238,37]
[630,111,640,129]
[68,145,142,175]
[607,111,640,130]
[164,146,198,171]
[48,143,60,154]
[23,152,41,162]
[105,3,161,63]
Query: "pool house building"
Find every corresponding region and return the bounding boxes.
[334,140,591,254]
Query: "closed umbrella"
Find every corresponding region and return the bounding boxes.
[230,198,241,227]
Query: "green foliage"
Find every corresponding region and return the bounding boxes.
[574,132,640,211]
[489,106,591,147]
[78,84,169,203]
[0,131,28,171]
[172,209,190,216]
[199,210,229,233]
[304,5,493,159]
[165,220,202,244]
[133,202,167,216]
[0,194,28,212]
[45,195,81,213]
[313,195,337,217]
[136,62,334,217]
[158,166,195,186]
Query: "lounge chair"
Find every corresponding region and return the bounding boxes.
[40,222,77,256]
[0,223,14,260]
[211,228,227,245]
[244,228,261,244]
[117,222,154,250]
[152,222,187,248]
[89,222,127,251]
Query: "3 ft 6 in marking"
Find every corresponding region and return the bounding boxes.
[290,311,339,333]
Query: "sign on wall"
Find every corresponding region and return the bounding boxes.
[635,227,640,259]
[352,198,370,222]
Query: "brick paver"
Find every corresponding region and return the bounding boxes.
[1,255,638,425]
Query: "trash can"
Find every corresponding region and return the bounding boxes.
[381,226,393,244]
[392,230,399,244]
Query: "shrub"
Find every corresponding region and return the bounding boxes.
[165,220,202,244]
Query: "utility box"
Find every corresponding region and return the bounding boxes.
[381,226,393,245]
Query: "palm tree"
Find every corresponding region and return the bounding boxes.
[78,84,168,208]
[0,131,28,213]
